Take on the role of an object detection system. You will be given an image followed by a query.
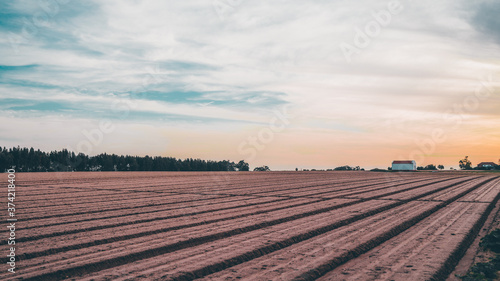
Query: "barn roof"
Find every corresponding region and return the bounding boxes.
[392,160,415,164]
[478,162,497,166]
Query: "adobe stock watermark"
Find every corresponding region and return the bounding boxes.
[111,62,168,116]
[8,0,70,54]
[398,73,498,166]
[66,120,116,157]
[75,62,167,154]
[53,63,168,172]
[237,105,293,162]
[212,0,244,21]
[340,1,404,63]
[207,172,232,198]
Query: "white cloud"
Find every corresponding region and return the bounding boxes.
[1,0,500,167]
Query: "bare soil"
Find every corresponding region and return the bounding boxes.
[1,171,498,280]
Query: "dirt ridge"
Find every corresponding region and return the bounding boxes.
[18,176,484,280]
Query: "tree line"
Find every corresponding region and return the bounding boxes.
[0,146,250,172]
[296,166,364,171]
[416,164,444,170]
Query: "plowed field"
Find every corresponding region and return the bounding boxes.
[3,171,499,280]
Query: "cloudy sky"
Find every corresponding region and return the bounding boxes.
[1,0,499,170]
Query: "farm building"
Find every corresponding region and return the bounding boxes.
[477,162,497,169]
[392,160,416,171]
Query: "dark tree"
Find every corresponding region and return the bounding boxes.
[254,166,271,171]
[235,160,249,171]
[424,164,437,170]
[334,165,353,171]
[459,156,472,170]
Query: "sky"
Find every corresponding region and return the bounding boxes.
[1,0,499,170]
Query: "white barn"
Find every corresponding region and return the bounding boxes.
[392,160,416,171]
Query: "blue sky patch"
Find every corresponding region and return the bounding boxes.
[0,64,39,72]
[0,98,76,112]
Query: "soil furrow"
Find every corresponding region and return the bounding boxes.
[11,176,464,245]
[16,176,486,280]
[289,176,499,280]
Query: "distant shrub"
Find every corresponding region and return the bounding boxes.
[334,165,361,171]
[370,168,388,172]
[253,166,271,171]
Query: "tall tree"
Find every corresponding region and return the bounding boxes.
[459,156,472,170]
[235,160,249,171]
